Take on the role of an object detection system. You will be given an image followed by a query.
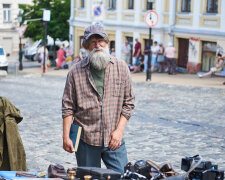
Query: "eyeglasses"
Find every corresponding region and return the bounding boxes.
[89,39,106,47]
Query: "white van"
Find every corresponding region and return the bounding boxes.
[24,39,42,61]
[0,46,9,72]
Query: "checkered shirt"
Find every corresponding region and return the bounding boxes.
[62,56,135,147]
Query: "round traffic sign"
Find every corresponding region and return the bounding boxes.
[145,10,158,28]
[93,6,102,17]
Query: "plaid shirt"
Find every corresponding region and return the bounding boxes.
[62,56,135,147]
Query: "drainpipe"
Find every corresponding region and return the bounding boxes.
[69,0,74,54]
[168,0,176,44]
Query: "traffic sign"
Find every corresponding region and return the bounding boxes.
[16,26,27,38]
[93,6,102,17]
[92,0,104,21]
[145,10,158,28]
[43,9,51,22]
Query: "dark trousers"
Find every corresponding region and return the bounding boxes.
[166,57,176,74]
[76,139,128,174]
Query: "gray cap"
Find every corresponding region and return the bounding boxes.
[82,24,109,49]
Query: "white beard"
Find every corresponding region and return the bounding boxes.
[87,46,111,70]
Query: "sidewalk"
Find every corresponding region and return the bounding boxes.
[18,66,225,89]
[7,54,225,89]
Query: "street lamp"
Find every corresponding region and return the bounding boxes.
[18,10,23,71]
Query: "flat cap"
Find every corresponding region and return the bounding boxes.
[82,24,109,49]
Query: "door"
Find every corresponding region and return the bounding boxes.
[201,41,217,72]
[178,38,189,68]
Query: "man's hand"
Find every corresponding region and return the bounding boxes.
[63,115,74,153]
[108,128,124,151]
[63,137,75,153]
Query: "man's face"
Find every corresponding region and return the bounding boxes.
[86,35,110,70]
[88,36,107,51]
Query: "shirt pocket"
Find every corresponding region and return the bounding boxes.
[112,79,125,97]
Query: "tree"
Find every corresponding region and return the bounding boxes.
[19,0,70,62]
[20,0,70,42]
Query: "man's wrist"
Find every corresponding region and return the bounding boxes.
[63,136,70,140]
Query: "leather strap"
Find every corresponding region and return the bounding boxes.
[16,172,36,177]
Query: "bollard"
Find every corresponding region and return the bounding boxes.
[15,62,18,76]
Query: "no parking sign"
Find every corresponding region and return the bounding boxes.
[92,0,104,21]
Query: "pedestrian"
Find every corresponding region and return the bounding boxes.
[150,41,160,72]
[38,44,49,73]
[56,45,66,69]
[65,44,73,62]
[121,40,131,65]
[165,42,176,75]
[79,45,87,60]
[198,53,225,78]
[133,38,142,68]
[62,24,135,174]
[143,45,149,72]
[111,48,116,56]
[157,43,165,73]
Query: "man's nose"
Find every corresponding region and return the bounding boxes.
[96,43,101,48]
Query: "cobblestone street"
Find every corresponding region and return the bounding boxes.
[0,71,225,174]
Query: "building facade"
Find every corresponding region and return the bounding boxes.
[0,0,32,54]
[69,0,225,73]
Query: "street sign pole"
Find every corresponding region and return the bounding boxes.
[43,22,47,73]
[144,10,158,82]
[146,27,152,81]
[42,9,51,73]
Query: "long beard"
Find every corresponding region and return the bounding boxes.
[87,46,110,70]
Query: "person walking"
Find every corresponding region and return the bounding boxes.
[121,40,131,65]
[150,41,160,72]
[38,44,49,73]
[143,45,149,72]
[56,45,66,69]
[157,43,165,73]
[133,38,142,67]
[165,42,176,75]
[62,24,135,174]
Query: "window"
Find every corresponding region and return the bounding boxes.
[3,4,11,22]
[146,0,153,10]
[80,0,84,8]
[181,0,191,12]
[109,0,116,10]
[128,0,134,9]
[207,0,218,13]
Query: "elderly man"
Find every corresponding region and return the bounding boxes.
[62,24,135,174]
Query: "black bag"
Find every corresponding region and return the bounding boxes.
[48,164,68,179]
[76,167,121,180]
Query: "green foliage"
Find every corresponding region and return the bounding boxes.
[19,0,70,42]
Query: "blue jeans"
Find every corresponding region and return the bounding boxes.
[75,139,128,174]
[135,56,140,66]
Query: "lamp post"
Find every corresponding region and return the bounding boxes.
[18,10,23,71]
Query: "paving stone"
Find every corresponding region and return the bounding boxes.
[0,74,224,174]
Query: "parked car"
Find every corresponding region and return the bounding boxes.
[0,46,9,72]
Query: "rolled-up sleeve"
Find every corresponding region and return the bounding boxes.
[62,71,76,119]
[121,68,135,120]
